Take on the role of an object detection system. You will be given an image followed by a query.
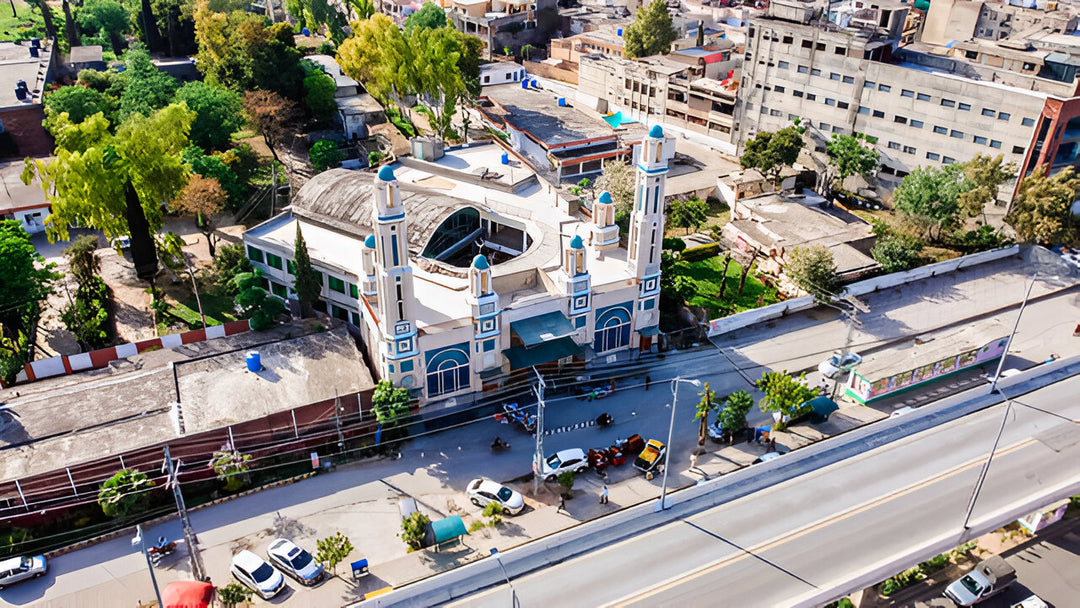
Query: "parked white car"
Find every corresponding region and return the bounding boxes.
[467,478,525,515]
[818,352,862,379]
[0,555,46,589]
[267,538,324,586]
[231,549,285,599]
[539,448,589,480]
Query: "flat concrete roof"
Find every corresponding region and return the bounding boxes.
[0,322,373,481]
[0,41,51,107]
[0,159,48,213]
[484,85,619,146]
[68,45,103,64]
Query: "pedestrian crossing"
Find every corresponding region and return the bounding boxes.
[541,418,598,436]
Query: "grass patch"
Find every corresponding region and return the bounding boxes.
[231,129,258,142]
[681,256,780,319]
[0,0,48,42]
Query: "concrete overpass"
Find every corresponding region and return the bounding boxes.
[354,357,1080,607]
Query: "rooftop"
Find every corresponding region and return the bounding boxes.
[482,85,621,147]
[67,45,103,64]
[336,93,384,115]
[306,54,360,89]
[0,159,48,213]
[0,41,52,107]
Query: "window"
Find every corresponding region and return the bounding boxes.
[806,94,816,101]
[425,343,471,397]
[842,75,855,84]
[802,40,812,49]
[328,276,346,293]
[265,252,283,270]
[1022,62,1036,71]
[797,65,809,74]
[894,115,907,124]
[483,76,490,84]
[793,90,803,97]
[973,135,987,145]
[835,46,846,55]
[959,102,971,111]
[990,140,1002,149]
[349,283,359,298]
[981,108,995,117]
[838,101,849,109]
[775,85,785,93]
[917,92,931,101]
[811,68,822,76]
[816,42,826,51]
[789,113,799,121]
[943,156,956,164]
[965,50,978,60]
[830,72,841,80]
[825,98,835,106]
[247,246,264,263]
[819,122,831,130]
[888,141,901,150]
[858,106,870,115]
[901,89,914,98]
[878,84,891,92]
[933,125,947,134]
[998,112,1011,121]
[872,110,885,118]
[778,60,789,69]
[287,260,296,275]
[783,35,793,44]
[594,305,632,353]
[950,130,964,139]
[270,281,287,298]
[864,81,876,89]
[910,119,924,128]
[832,125,843,133]
[1021,117,1035,127]
[903,145,916,154]
[770,109,781,116]
[926,152,940,160]
[1012,145,1025,154]
[941,99,955,108]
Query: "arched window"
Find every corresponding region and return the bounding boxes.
[593,304,632,353]
[425,343,471,397]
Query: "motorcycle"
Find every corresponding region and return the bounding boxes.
[147,537,177,565]
[490,437,511,452]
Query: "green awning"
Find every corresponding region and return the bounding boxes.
[510,312,576,346]
[503,337,583,370]
[807,396,839,423]
[431,515,467,544]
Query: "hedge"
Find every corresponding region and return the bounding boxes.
[681,242,720,262]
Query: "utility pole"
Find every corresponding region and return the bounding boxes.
[531,366,546,496]
[163,445,205,581]
[270,162,277,216]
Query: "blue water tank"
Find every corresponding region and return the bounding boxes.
[301,27,311,36]
[521,79,529,89]
[558,97,566,106]
[246,351,262,372]
[530,79,539,89]
[617,28,623,36]
[501,152,509,164]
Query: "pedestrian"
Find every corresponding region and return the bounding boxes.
[745,423,754,444]
[557,495,566,513]
[645,375,651,391]
[599,485,609,504]
[768,438,776,452]
[689,453,699,472]
[609,378,616,393]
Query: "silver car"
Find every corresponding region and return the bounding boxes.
[267,538,324,586]
[231,549,285,599]
[0,555,46,589]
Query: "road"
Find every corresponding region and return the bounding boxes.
[442,363,1080,608]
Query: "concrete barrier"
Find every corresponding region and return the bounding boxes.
[708,296,815,337]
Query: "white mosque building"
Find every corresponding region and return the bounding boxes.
[243,126,672,404]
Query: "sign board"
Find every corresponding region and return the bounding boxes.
[310,452,319,469]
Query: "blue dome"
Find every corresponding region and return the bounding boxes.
[649,124,664,138]
[364,234,376,248]
[598,191,613,205]
[570,235,583,249]
[377,165,395,182]
[471,254,489,270]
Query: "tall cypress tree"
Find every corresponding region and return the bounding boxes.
[292,224,322,318]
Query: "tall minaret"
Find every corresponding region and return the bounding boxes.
[563,235,591,328]
[372,166,418,387]
[627,125,667,298]
[590,190,619,259]
[468,254,501,371]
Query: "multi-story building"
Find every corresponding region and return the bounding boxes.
[445,0,559,59]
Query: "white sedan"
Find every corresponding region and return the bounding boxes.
[267,538,324,586]
[539,448,589,481]
[467,478,525,515]
[818,352,862,379]
[231,550,285,599]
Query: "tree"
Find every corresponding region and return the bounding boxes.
[174,81,245,151]
[194,3,305,98]
[213,242,252,295]
[623,0,677,58]
[871,234,923,273]
[118,48,180,122]
[755,371,816,431]
[786,245,838,302]
[892,165,969,241]
[671,275,697,304]
[0,221,60,385]
[1005,165,1080,245]
[593,160,636,227]
[98,469,156,518]
[668,197,708,235]
[693,382,717,448]
[42,86,112,132]
[717,390,754,443]
[400,512,430,550]
[315,532,353,575]
[309,139,345,172]
[243,90,300,166]
[959,154,1017,221]
[64,235,102,284]
[403,1,445,29]
[76,0,130,55]
[556,470,576,497]
[61,236,111,350]
[183,146,244,208]
[303,68,337,127]
[372,379,411,427]
[740,127,804,188]
[23,104,193,291]
[210,450,251,492]
[217,582,253,607]
[233,269,285,330]
[521,43,534,61]
[292,224,321,317]
[346,0,374,20]
[62,0,81,49]
[824,133,879,195]
[173,175,227,256]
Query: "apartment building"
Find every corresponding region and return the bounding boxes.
[738,0,1080,194]
[445,0,558,59]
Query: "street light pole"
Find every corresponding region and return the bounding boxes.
[989,274,1038,393]
[132,524,164,608]
[655,377,701,512]
[489,548,519,608]
[531,366,546,496]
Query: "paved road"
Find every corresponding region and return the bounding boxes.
[443,365,1080,608]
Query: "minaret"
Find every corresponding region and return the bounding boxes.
[361,234,377,299]
[590,190,619,258]
[627,125,667,299]
[468,254,501,370]
[372,166,418,387]
[563,235,591,328]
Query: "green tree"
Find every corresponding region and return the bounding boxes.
[316,532,354,575]
[98,469,156,518]
[717,390,754,443]
[217,582,253,607]
[303,68,338,127]
[64,235,102,284]
[740,126,804,188]
[755,371,816,431]
[172,175,227,256]
[671,275,697,304]
[892,165,969,241]
[623,0,677,58]
[182,146,244,208]
[42,86,112,132]
[400,511,430,550]
[210,450,251,492]
[693,382,717,448]
[76,0,131,55]
[786,245,838,302]
[668,197,708,235]
[213,242,252,295]
[959,154,1017,222]
[403,1,445,29]
[233,269,286,330]
[556,470,576,496]
[0,221,60,385]
[292,224,321,317]
[372,379,411,426]
[824,133,879,194]
[593,160,636,231]
[1005,165,1080,244]
[173,81,245,151]
[871,234,923,273]
[118,48,179,122]
[61,237,111,350]
[309,139,345,172]
[346,0,373,20]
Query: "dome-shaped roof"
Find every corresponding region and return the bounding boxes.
[364,234,376,248]
[569,235,583,249]
[471,254,489,270]
[598,191,613,205]
[377,165,395,182]
[649,124,664,139]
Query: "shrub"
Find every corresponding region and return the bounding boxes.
[482,502,504,526]
[400,512,431,550]
[880,565,926,596]
[681,242,720,262]
[385,108,417,138]
[662,237,686,252]
[368,150,384,166]
[556,471,575,497]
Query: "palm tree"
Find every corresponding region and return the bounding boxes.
[521,44,534,61]
[693,382,717,448]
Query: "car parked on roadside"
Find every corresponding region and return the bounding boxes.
[752,451,784,465]
[231,550,285,599]
[0,555,46,589]
[267,538,324,586]
[467,478,525,515]
[540,448,589,480]
[818,352,862,379]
